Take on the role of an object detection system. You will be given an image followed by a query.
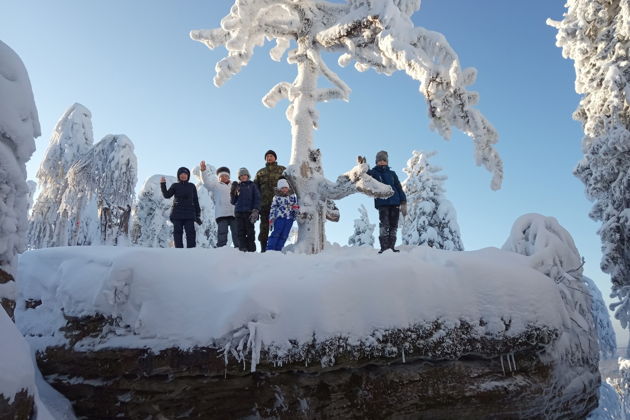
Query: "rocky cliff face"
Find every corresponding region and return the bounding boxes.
[31,314,598,419]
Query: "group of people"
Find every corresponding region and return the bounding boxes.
[160,150,407,254]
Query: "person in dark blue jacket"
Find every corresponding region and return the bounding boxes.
[367,151,407,253]
[231,168,261,252]
[160,167,201,248]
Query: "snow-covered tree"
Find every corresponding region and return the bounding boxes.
[401,150,463,250]
[130,175,176,248]
[28,103,93,248]
[0,40,40,319]
[61,134,137,245]
[191,0,502,253]
[548,1,630,354]
[25,180,36,213]
[583,276,617,361]
[348,204,375,247]
[192,165,218,248]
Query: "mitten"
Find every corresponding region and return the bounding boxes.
[400,202,408,217]
[195,216,203,225]
[249,209,259,224]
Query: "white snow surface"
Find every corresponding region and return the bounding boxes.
[17,244,569,362]
[0,309,59,419]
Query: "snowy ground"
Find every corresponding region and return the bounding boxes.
[16,244,568,369]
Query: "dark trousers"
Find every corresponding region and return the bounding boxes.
[236,212,256,252]
[266,217,294,251]
[216,216,238,248]
[378,206,400,250]
[172,218,196,248]
[258,207,271,252]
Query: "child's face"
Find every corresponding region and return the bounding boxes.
[219,174,230,183]
[376,160,387,166]
[179,172,189,181]
[239,175,249,182]
[280,187,289,194]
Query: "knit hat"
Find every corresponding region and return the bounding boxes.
[264,149,277,160]
[277,179,290,189]
[216,166,230,179]
[375,150,388,164]
[177,167,190,180]
[238,167,250,178]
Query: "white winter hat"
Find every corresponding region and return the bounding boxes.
[277,179,290,189]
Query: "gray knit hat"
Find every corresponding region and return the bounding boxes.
[375,150,388,164]
[238,167,250,178]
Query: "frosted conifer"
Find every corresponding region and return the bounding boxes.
[401,150,463,250]
[548,1,630,351]
[28,103,93,248]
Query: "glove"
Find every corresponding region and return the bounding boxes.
[249,209,259,224]
[195,216,203,225]
[400,202,407,217]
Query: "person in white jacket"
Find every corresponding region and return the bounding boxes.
[200,160,238,248]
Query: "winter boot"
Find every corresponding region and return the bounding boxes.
[378,236,389,254]
[389,233,400,252]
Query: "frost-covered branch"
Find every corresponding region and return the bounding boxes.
[321,157,393,200]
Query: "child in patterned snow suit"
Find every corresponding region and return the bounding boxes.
[266,179,299,251]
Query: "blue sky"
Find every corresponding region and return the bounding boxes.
[4,2,624,344]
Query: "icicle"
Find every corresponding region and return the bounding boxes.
[500,354,506,376]
[402,347,406,363]
[510,353,517,371]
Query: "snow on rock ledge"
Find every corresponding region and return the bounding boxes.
[16,227,599,417]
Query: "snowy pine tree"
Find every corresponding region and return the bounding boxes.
[0,40,40,319]
[401,150,463,250]
[130,175,176,248]
[191,0,502,253]
[28,103,93,248]
[583,276,617,360]
[61,134,137,245]
[348,204,375,247]
[548,1,630,353]
[192,165,218,248]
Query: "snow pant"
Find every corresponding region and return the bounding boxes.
[266,217,294,251]
[216,216,238,248]
[258,207,271,252]
[378,206,400,251]
[171,218,196,248]
[236,212,256,252]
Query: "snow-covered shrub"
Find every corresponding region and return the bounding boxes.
[130,175,176,248]
[401,150,463,250]
[348,204,375,247]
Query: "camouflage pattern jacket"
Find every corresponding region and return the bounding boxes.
[254,162,286,210]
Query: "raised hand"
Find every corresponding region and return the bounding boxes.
[200,160,207,172]
[160,176,166,183]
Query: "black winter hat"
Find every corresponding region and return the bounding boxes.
[177,167,191,179]
[264,150,277,160]
[216,166,230,175]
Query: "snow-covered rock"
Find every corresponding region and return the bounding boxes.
[0,40,40,320]
[16,213,599,417]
